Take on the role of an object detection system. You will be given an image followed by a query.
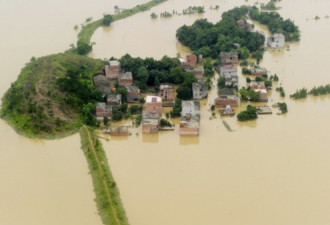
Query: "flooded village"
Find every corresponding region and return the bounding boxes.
[2,0,330,225]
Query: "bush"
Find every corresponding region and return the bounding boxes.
[290,88,307,99]
[160,119,172,127]
[237,105,258,121]
[102,14,113,26]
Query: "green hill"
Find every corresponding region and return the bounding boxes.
[1,53,105,138]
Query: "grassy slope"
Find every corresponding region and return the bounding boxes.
[78,0,167,45]
[0,53,104,138]
[80,126,129,225]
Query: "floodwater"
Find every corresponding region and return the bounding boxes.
[91,0,330,225]
[0,0,151,224]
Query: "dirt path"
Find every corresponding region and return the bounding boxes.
[83,126,121,225]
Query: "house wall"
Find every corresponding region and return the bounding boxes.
[180,127,199,136]
[145,102,162,115]
[118,79,133,87]
[215,98,239,108]
[221,56,238,64]
[142,125,158,134]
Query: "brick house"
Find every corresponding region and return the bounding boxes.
[145,96,162,115]
[185,54,198,67]
[118,72,133,87]
[95,103,112,121]
[105,60,121,79]
[251,81,268,102]
[180,100,200,136]
[214,88,240,108]
[184,66,204,82]
[107,94,122,107]
[220,52,239,64]
[126,86,141,102]
[142,111,159,134]
[158,84,174,102]
[250,67,268,76]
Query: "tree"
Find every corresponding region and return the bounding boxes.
[77,41,92,55]
[170,98,182,117]
[102,14,113,26]
[82,103,97,126]
[136,66,149,90]
[237,105,258,121]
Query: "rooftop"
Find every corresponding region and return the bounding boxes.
[125,85,140,92]
[219,88,235,96]
[146,95,162,103]
[107,94,121,101]
[220,64,236,71]
[220,52,238,57]
[159,83,173,89]
[142,111,159,120]
[119,72,133,80]
[109,60,120,67]
[182,100,200,112]
[273,33,285,38]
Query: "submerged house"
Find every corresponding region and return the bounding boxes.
[220,52,239,64]
[158,84,174,102]
[192,82,208,100]
[251,81,268,102]
[214,88,240,108]
[219,65,238,87]
[145,96,162,115]
[267,33,285,48]
[180,100,200,136]
[95,103,112,121]
[142,111,159,134]
[250,67,268,76]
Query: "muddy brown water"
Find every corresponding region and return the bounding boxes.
[1,0,330,224]
[92,0,330,224]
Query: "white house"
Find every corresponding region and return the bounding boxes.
[267,33,285,48]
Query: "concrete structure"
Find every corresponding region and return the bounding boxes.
[215,88,240,108]
[145,96,162,115]
[95,103,112,121]
[180,116,200,136]
[142,111,159,134]
[257,106,272,114]
[180,101,200,136]
[250,67,268,76]
[192,82,208,99]
[267,33,285,48]
[105,60,121,79]
[118,72,133,87]
[93,74,109,87]
[126,86,141,102]
[220,52,239,64]
[158,84,174,102]
[220,65,238,87]
[181,100,200,117]
[221,105,235,116]
[107,94,122,107]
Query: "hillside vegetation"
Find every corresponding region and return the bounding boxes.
[1,53,105,138]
